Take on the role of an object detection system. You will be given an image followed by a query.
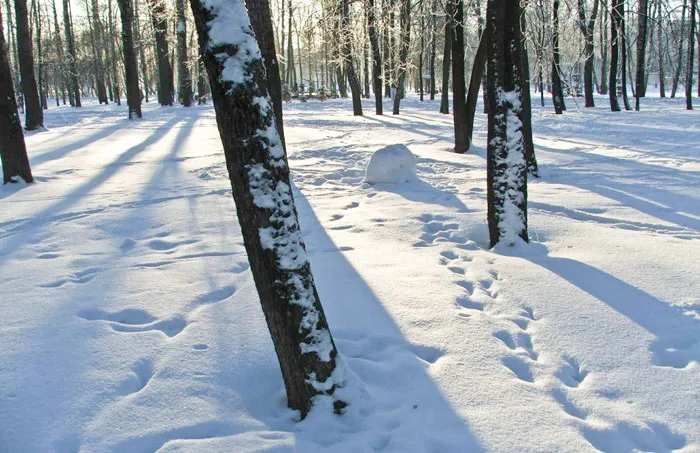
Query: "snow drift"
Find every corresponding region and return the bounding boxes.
[365,144,417,184]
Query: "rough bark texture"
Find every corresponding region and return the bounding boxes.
[579,0,599,107]
[149,0,174,106]
[367,0,383,114]
[392,0,410,115]
[451,0,467,151]
[657,0,665,97]
[551,0,566,114]
[14,0,43,129]
[687,0,697,109]
[117,0,141,118]
[189,0,343,418]
[520,10,538,177]
[1,7,33,183]
[609,0,622,111]
[341,0,363,115]
[635,0,648,109]
[90,0,109,103]
[176,0,192,106]
[246,0,285,144]
[439,8,452,114]
[486,0,528,247]
[62,0,80,106]
[599,3,608,95]
[619,0,632,110]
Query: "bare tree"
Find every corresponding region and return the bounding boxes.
[578,0,600,107]
[189,0,345,418]
[117,0,142,118]
[14,0,43,129]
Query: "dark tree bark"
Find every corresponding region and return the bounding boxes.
[657,0,665,97]
[341,0,363,115]
[465,30,485,147]
[32,0,47,110]
[14,0,43,129]
[599,0,608,94]
[687,0,697,109]
[189,0,344,418]
[285,0,296,90]
[51,0,68,105]
[148,0,174,105]
[392,0,410,114]
[635,0,648,109]
[247,0,285,145]
[1,7,33,183]
[451,0,467,151]
[89,0,109,103]
[62,0,80,106]
[609,0,622,111]
[671,0,688,98]
[134,0,150,103]
[176,0,192,106]
[520,10,538,177]
[578,0,599,107]
[367,0,383,114]
[619,0,632,110]
[551,0,566,114]
[117,0,141,118]
[419,13,424,101]
[429,0,436,100]
[486,0,528,247]
[108,0,121,106]
[439,8,452,114]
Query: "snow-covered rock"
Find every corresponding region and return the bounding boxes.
[364,144,417,184]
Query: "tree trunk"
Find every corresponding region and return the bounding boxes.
[1,7,33,183]
[367,0,383,114]
[419,14,424,101]
[635,0,648,109]
[610,0,622,111]
[392,0,410,115]
[439,9,452,114]
[108,0,121,106]
[429,1,436,100]
[579,0,599,107]
[599,0,608,94]
[657,0,665,97]
[687,0,696,109]
[247,0,285,145]
[551,0,566,114]
[620,0,632,110]
[62,0,80,106]
[520,11,538,177]
[451,0,467,151]
[14,0,43,129]
[341,0,363,115]
[486,0,528,247]
[86,0,108,103]
[189,0,344,418]
[465,30,485,146]
[117,0,141,118]
[32,0,47,110]
[149,0,174,106]
[176,0,192,106]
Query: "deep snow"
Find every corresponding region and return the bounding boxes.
[1,92,699,453]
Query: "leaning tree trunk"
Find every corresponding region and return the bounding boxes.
[392,0,410,115]
[367,0,383,114]
[551,0,566,114]
[451,0,467,151]
[687,0,697,109]
[439,7,452,114]
[1,7,33,183]
[579,0,599,107]
[176,0,192,106]
[465,30,486,148]
[635,0,648,109]
[188,0,344,418]
[341,0,363,115]
[14,0,43,129]
[149,0,174,106]
[486,0,528,247]
[246,0,285,145]
[116,0,141,118]
[610,0,622,111]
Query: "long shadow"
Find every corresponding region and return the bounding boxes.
[537,144,700,232]
[371,177,471,212]
[0,117,182,269]
[29,123,123,167]
[525,253,700,369]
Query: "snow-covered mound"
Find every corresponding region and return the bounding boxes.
[364,144,417,184]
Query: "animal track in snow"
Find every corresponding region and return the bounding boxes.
[410,344,446,364]
[329,214,344,221]
[146,238,198,252]
[77,308,186,337]
[116,359,154,396]
[651,339,700,369]
[343,201,360,210]
[456,296,484,312]
[551,388,587,420]
[558,355,589,388]
[41,267,102,288]
[493,330,538,360]
[502,356,535,383]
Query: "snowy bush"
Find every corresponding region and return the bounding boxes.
[365,144,417,184]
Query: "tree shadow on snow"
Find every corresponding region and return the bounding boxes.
[525,253,700,370]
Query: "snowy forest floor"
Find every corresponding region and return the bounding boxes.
[1,94,699,453]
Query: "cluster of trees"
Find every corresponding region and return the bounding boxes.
[1,0,698,418]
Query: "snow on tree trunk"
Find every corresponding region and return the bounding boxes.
[188,0,345,418]
[0,7,33,184]
[486,0,528,247]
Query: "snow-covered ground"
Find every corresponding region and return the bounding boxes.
[1,93,699,453]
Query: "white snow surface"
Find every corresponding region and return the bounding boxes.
[365,144,418,184]
[1,93,700,452]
